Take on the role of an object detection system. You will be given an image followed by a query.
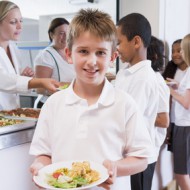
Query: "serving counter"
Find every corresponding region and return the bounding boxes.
[0,121,37,190]
[0,120,36,150]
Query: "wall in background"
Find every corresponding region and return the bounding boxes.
[13,0,116,21]
[119,0,190,60]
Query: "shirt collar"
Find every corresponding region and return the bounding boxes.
[125,60,151,74]
[65,78,115,107]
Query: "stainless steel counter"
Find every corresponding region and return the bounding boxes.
[0,121,36,150]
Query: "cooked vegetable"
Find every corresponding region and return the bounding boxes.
[0,117,23,127]
[59,84,69,90]
[46,161,100,189]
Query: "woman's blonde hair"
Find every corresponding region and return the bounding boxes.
[0,1,19,22]
[181,34,190,67]
[66,8,117,53]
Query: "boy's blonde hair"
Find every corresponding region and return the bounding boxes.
[66,9,117,52]
[0,1,19,22]
[181,34,190,67]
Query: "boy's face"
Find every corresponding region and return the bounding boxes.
[65,31,116,86]
[116,26,136,64]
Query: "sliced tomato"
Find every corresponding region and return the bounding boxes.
[52,172,62,179]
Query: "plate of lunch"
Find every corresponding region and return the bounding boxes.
[33,160,109,190]
[57,83,70,91]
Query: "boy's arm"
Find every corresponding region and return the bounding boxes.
[155,112,170,128]
[103,157,147,177]
[100,157,147,188]
[30,155,52,176]
[115,157,147,176]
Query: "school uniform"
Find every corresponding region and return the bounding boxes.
[168,68,187,151]
[30,78,153,190]
[115,60,159,190]
[0,43,31,111]
[173,67,190,174]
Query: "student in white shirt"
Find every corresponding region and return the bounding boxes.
[0,1,59,110]
[168,34,190,190]
[162,39,187,151]
[147,37,170,188]
[30,9,153,190]
[147,36,170,153]
[115,13,159,190]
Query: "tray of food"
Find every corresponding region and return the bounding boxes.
[0,108,41,121]
[0,116,36,135]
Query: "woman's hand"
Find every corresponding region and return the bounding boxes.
[28,78,60,94]
[21,66,34,77]
[98,159,117,190]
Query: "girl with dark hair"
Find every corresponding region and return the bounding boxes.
[163,39,187,151]
[168,34,190,190]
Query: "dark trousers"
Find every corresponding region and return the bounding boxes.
[130,162,156,190]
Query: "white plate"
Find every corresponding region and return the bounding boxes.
[166,81,177,86]
[33,160,109,190]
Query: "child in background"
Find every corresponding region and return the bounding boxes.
[147,36,170,155]
[115,13,159,190]
[29,9,153,190]
[147,36,170,189]
[168,34,190,190]
[162,39,187,151]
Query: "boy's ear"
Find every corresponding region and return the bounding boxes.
[64,47,73,64]
[110,51,118,62]
[134,35,142,49]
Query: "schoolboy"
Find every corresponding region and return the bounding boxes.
[29,9,153,190]
[115,13,159,190]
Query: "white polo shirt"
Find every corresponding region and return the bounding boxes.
[154,72,170,155]
[30,79,153,190]
[175,67,190,126]
[115,60,159,163]
[170,68,187,123]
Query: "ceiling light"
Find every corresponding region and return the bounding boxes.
[69,0,98,5]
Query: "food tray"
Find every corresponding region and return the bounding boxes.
[0,120,36,135]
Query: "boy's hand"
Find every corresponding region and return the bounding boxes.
[30,162,45,189]
[98,159,117,190]
[30,156,51,189]
[30,162,44,176]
